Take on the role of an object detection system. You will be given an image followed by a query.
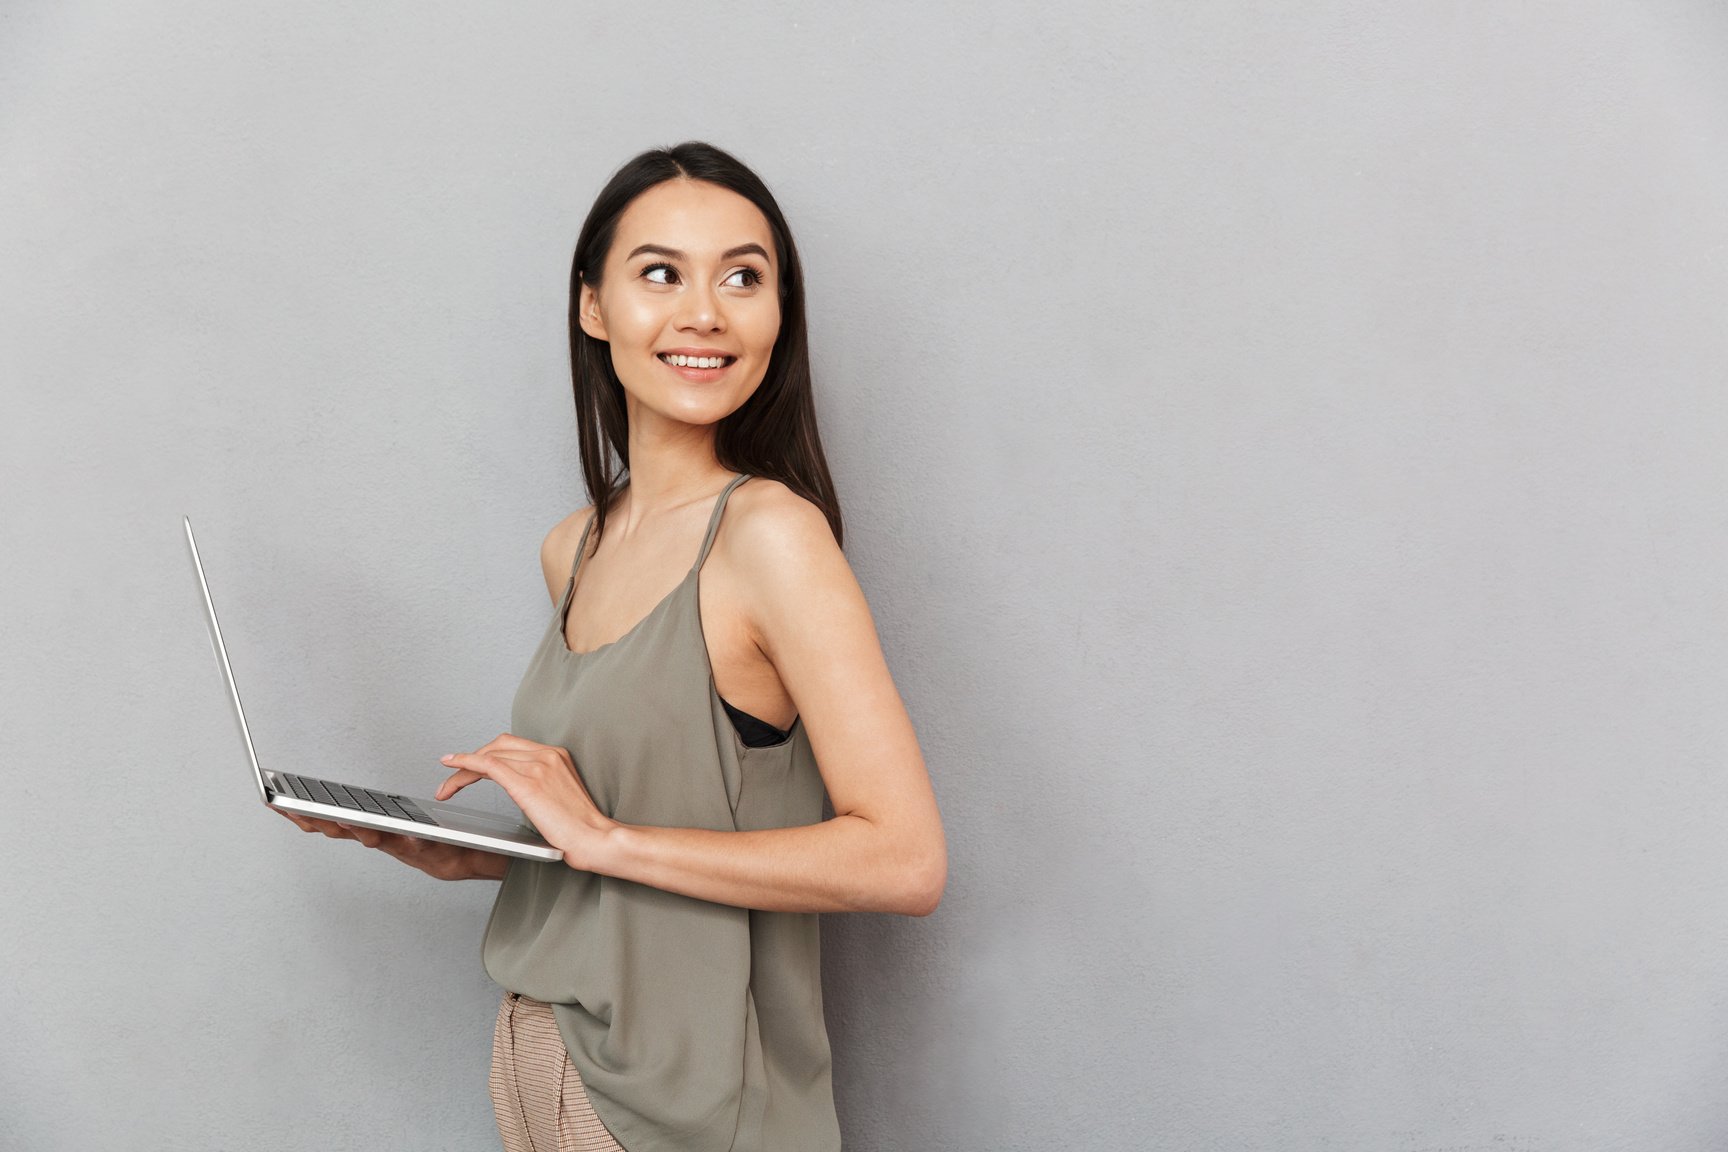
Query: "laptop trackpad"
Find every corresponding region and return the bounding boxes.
[425,798,538,834]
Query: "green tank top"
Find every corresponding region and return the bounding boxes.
[482,472,841,1152]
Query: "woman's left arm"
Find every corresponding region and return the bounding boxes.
[437,489,948,916]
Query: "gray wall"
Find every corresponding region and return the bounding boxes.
[4,3,1725,1150]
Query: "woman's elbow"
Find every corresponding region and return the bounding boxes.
[896,844,947,917]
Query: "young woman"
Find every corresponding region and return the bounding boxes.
[282,141,948,1152]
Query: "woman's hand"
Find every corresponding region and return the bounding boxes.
[276,809,510,881]
[437,733,619,871]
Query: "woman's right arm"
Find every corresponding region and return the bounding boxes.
[278,810,510,880]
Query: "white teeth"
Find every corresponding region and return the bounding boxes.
[661,353,729,369]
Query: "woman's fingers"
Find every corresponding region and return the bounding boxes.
[276,806,484,878]
[347,825,385,849]
[279,810,357,839]
[361,828,477,880]
[433,741,612,864]
[280,810,328,835]
[476,732,538,754]
[277,811,402,848]
[435,764,486,800]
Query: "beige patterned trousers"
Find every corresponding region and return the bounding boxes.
[490,991,626,1152]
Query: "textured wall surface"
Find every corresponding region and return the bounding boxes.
[4,3,1726,1150]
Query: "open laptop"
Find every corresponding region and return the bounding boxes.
[183,515,562,862]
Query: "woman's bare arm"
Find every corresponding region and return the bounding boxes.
[434,487,947,914]
[572,484,946,915]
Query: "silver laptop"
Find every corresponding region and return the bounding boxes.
[184,515,561,862]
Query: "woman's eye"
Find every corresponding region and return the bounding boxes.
[641,263,763,288]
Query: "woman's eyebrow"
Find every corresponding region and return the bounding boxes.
[626,242,771,263]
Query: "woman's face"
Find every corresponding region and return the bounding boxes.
[578,178,781,433]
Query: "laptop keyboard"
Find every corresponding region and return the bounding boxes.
[278,773,436,825]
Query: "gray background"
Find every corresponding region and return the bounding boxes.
[3,3,1724,1150]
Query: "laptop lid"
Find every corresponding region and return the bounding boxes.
[183,515,271,805]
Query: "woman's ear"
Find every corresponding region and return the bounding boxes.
[576,278,608,341]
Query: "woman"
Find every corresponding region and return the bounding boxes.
[282,141,948,1151]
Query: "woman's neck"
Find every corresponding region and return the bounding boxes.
[615,411,733,525]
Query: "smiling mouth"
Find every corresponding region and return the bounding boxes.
[658,353,736,369]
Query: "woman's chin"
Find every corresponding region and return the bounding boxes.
[628,397,743,430]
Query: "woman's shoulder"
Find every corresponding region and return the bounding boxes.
[537,504,594,603]
[716,477,847,613]
[727,476,838,558]
[719,476,872,673]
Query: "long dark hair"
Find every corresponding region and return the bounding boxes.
[568,141,842,549]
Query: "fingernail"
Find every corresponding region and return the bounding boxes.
[440,754,454,762]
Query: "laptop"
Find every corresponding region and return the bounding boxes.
[184,515,562,862]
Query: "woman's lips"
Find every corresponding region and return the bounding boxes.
[657,352,735,381]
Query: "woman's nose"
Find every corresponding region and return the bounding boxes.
[676,282,725,331]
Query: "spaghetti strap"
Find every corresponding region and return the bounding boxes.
[692,472,751,572]
[568,512,598,583]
